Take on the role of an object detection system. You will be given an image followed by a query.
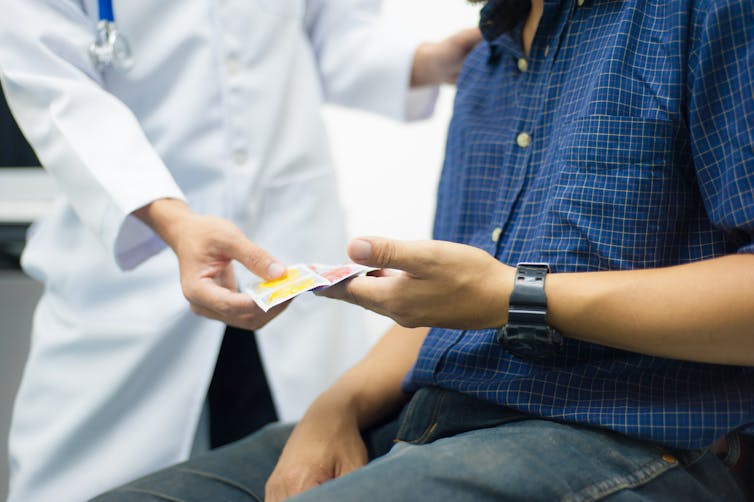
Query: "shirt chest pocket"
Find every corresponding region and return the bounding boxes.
[541,115,695,269]
[555,115,683,170]
[254,0,304,18]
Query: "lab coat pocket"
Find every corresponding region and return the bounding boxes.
[254,0,304,18]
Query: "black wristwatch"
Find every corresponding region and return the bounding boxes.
[497,263,563,361]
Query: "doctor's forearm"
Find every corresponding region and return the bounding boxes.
[545,254,754,366]
[133,198,195,250]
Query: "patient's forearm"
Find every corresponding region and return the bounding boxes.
[547,254,754,365]
[314,325,428,430]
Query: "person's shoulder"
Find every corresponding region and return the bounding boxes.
[687,0,753,52]
[689,0,753,29]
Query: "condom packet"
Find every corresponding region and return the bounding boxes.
[246,263,376,311]
[307,263,377,288]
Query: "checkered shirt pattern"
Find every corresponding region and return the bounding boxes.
[405,0,754,449]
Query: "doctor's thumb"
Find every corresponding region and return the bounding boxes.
[231,238,287,280]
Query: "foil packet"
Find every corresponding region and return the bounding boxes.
[246,263,376,311]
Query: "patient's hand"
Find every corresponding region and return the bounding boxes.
[319,237,514,330]
[265,395,367,501]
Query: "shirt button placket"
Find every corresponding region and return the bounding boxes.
[225,56,241,77]
[220,1,247,169]
[233,149,247,166]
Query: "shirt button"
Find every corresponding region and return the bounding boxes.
[544,45,550,57]
[516,132,532,149]
[491,227,502,243]
[577,0,585,5]
[233,150,247,165]
[225,57,240,76]
[517,58,528,72]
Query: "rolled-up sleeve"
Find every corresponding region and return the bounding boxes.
[0,0,185,270]
[304,0,438,121]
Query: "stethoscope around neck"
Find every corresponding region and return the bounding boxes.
[88,0,133,71]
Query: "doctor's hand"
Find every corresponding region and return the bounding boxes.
[411,27,482,87]
[135,199,289,330]
[319,237,514,330]
[265,393,367,502]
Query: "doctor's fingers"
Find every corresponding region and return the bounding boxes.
[223,237,287,281]
[452,27,483,52]
[190,304,283,331]
[186,279,273,323]
[189,297,289,331]
[210,261,239,293]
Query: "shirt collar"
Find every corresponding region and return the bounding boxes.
[482,0,568,62]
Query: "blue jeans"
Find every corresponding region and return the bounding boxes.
[93,388,746,501]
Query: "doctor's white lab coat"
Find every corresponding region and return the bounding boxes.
[0,0,436,500]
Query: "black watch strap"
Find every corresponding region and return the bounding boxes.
[507,263,549,326]
[498,263,563,361]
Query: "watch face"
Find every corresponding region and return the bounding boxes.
[497,326,563,361]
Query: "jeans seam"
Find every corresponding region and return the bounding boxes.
[113,487,187,502]
[175,467,263,502]
[395,398,418,441]
[560,456,679,502]
[403,391,447,445]
[414,422,440,444]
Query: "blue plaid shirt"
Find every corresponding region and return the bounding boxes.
[405,0,754,449]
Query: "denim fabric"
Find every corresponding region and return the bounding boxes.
[92,388,745,501]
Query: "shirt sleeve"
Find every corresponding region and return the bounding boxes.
[0,0,186,270]
[687,0,754,254]
[303,0,438,121]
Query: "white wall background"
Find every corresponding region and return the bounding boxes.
[325,0,480,340]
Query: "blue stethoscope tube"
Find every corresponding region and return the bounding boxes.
[97,0,115,23]
[89,0,133,71]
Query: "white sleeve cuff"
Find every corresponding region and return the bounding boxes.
[405,85,440,122]
[109,208,175,271]
[310,13,439,122]
[98,175,186,270]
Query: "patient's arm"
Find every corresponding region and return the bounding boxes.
[324,237,754,366]
[265,324,428,502]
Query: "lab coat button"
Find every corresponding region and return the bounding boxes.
[516,132,531,148]
[233,150,247,165]
[225,57,240,76]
